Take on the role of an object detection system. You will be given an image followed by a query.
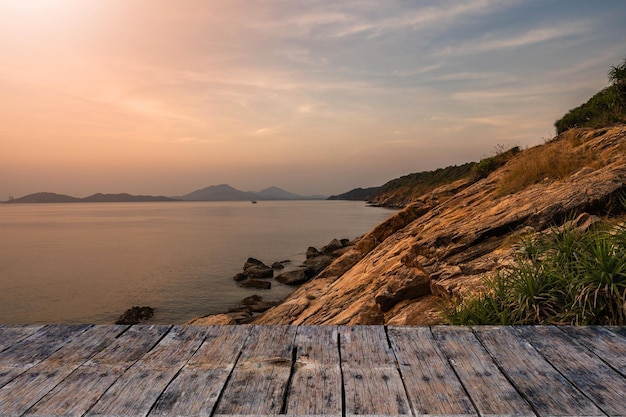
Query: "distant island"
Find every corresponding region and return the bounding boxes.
[4,192,180,204]
[180,184,326,201]
[4,185,327,204]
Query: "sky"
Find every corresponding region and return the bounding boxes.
[1,0,626,198]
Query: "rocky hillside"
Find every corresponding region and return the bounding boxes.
[253,126,626,325]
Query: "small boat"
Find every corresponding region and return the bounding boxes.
[251,200,257,204]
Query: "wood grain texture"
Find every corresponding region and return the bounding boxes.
[517,325,626,417]
[0,325,623,417]
[86,325,207,417]
[149,325,250,417]
[340,326,410,416]
[431,326,535,417]
[0,326,125,417]
[285,325,342,415]
[473,326,604,417]
[388,326,477,416]
[215,325,298,415]
[0,325,44,351]
[25,325,170,417]
[0,325,90,389]
[560,325,626,376]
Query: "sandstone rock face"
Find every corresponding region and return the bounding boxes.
[254,126,626,325]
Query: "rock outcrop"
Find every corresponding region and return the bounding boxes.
[253,126,626,325]
[115,306,154,325]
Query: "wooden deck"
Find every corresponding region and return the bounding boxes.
[0,325,625,416]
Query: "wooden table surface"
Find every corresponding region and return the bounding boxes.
[0,324,625,416]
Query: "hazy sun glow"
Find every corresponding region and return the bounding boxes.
[1,0,625,198]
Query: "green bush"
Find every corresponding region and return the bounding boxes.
[555,58,626,133]
[555,86,624,133]
[447,221,626,325]
[471,146,521,181]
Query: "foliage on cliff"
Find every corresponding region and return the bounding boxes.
[370,162,476,207]
[449,218,626,325]
[555,58,626,133]
[330,146,521,207]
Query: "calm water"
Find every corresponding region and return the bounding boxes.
[0,201,394,324]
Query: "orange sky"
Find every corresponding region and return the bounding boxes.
[1,0,625,198]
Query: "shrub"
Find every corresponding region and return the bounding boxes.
[447,221,626,325]
[470,145,521,181]
[555,86,624,133]
[555,58,626,133]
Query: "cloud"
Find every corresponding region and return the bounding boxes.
[437,22,591,56]
[252,0,512,40]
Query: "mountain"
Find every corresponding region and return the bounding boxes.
[181,184,326,201]
[81,193,179,202]
[182,184,258,201]
[256,186,325,200]
[6,192,81,204]
[5,192,179,204]
[256,186,302,200]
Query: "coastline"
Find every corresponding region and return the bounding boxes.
[186,237,357,325]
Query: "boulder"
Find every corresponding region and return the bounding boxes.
[271,261,286,270]
[243,257,273,278]
[275,268,317,285]
[115,306,154,325]
[244,257,268,269]
[240,279,271,289]
[303,254,335,274]
[244,266,274,278]
[306,246,321,258]
[240,294,263,305]
[321,238,344,254]
[233,273,248,282]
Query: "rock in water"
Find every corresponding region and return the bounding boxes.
[240,279,272,289]
[242,257,274,278]
[115,306,154,325]
[322,238,344,254]
[271,261,286,270]
[306,246,321,258]
[275,268,317,285]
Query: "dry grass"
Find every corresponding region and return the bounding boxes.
[497,132,600,195]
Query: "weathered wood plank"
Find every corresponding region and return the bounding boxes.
[388,326,477,416]
[0,325,44,352]
[560,326,626,376]
[85,325,206,417]
[518,325,626,416]
[431,326,535,417]
[607,325,626,339]
[0,324,90,389]
[473,326,604,416]
[340,326,411,416]
[0,325,125,417]
[215,325,298,415]
[25,325,170,417]
[148,325,250,417]
[285,325,342,416]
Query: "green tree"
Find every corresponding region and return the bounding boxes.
[609,58,626,109]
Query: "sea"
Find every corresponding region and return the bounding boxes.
[0,200,395,324]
